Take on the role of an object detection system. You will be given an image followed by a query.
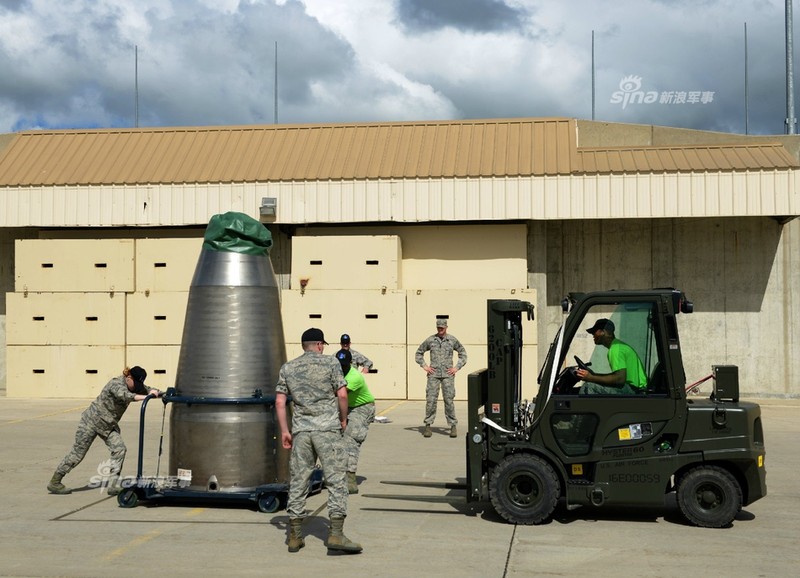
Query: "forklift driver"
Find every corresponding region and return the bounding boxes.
[576,319,647,395]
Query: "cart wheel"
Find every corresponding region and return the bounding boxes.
[117,488,139,509]
[257,493,280,513]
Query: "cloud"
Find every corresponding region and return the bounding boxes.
[394,0,527,34]
[0,0,795,135]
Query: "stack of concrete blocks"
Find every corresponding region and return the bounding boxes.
[284,236,407,399]
[126,238,198,395]
[6,238,200,398]
[285,234,537,400]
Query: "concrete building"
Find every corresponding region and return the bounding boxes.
[1,118,798,399]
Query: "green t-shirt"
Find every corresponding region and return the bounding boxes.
[344,366,375,408]
[608,339,647,390]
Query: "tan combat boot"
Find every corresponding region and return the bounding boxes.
[287,518,305,553]
[47,472,71,495]
[346,472,359,494]
[450,425,458,438]
[325,516,363,553]
[423,425,432,438]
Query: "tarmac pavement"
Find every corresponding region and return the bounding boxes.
[0,396,798,577]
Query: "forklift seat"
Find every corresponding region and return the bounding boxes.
[648,363,668,395]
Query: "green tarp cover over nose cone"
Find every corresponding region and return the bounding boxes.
[202,211,273,255]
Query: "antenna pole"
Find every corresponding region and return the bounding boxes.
[745,23,749,135]
[787,0,796,134]
[135,45,139,128]
[592,30,595,120]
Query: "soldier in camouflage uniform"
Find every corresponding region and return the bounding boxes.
[339,334,373,373]
[47,366,160,495]
[415,318,468,438]
[275,328,363,554]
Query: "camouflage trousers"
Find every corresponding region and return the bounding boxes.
[344,402,375,473]
[424,375,457,426]
[579,382,637,395]
[287,430,348,520]
[56,416,126,479]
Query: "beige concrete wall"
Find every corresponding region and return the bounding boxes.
[0,228,43,393]
[295,223,528,289]
[576,120,800,158]
[291,235,401,290]
[7,345,126,397]
[126,292,189,345]
[15,239,135,292]
[7,292,126,345]
[3,217,799,398]
[5,237,196,397]
[135,238,201,292]
[530,216,799,398]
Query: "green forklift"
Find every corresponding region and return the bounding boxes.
[467,289,766,528]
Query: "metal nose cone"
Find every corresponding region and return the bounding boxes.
[170,247,288,492]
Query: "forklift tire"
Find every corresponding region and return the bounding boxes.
[676,465,742,528]
[257,493,281,514]
[117,489,139,509]
[489,454,559,525]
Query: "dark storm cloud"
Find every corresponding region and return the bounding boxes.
[394,0,526,33]
[0,0,29,12]
[139,0,356,126]
[0,0,359,129]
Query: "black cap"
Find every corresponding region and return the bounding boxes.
[301,327,328,344]
[336,349,352,373]
[340,333,351,344]
[129,366,148,395]
[586,318,615,334]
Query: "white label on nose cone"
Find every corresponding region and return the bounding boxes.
[177,468,192,482]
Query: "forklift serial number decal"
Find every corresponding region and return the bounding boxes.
[608,473,661,484]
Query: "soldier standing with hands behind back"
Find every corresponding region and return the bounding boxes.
[415,318,467,438]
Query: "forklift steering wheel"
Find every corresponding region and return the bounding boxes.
[574,356,590,372]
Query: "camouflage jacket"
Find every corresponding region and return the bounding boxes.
[276,351,346,433]
[415,334,468,378]
[349,348,373,370]
[81,375,137,435]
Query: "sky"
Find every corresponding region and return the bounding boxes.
[0,0,795,135]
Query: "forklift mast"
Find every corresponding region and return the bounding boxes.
[467,299,533,502]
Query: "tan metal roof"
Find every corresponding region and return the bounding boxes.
[0,118,579,186]
[0,119,795,187]
[577,143,797,174]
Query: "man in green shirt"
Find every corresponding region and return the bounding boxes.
[336,349,376,494]
[577,319,647,395]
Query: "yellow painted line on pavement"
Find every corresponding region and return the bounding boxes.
[1,406,85,426]
[101,507,203,561]
[103,529,163,561]
[377,400,406,417]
